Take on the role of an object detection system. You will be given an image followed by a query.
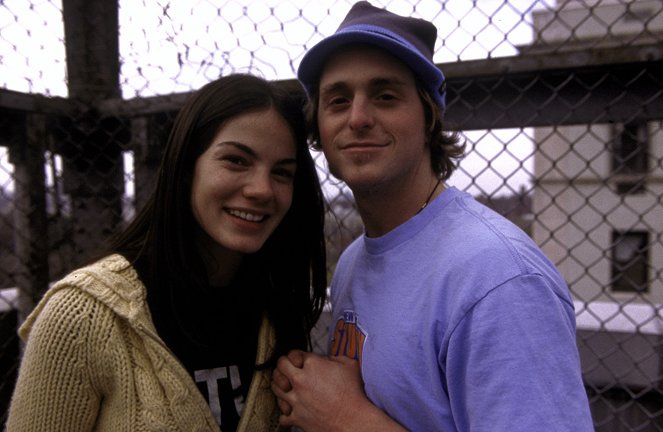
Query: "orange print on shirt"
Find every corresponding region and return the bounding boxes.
[330,310,366,366]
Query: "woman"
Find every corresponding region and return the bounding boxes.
[6,74,327,431]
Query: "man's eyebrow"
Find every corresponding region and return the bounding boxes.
[320,76,409,95]
[369,76,409,88]
[319,81,348,97]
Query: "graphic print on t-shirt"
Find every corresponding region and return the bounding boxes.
[330,310,367,366]
[194,366,245,427]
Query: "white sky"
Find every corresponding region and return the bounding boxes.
[0,0,557,197]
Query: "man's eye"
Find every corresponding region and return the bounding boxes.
[329,96,348,106]
[377,93,397,101]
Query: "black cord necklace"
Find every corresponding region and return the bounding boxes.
[417,178,443,214]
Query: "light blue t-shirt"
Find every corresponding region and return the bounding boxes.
[328,187,594,431]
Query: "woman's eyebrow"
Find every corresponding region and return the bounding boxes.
[214,141,255,156]
[216,141,297,166]
[277,158,297,166]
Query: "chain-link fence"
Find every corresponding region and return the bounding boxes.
[1,0,662,430]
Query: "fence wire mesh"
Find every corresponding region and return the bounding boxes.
[1,0,663,430]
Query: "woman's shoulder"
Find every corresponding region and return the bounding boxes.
[56,254,141,292]
[20,254,147,340]
[56,254,146,307]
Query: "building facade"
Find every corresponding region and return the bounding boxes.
[529,0,663,405]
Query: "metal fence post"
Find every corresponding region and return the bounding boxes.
[8,114,49,324]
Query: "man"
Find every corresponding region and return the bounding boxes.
[272,2,595,431]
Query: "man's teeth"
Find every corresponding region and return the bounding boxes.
[229,209,265,222]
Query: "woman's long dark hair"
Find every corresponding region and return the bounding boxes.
[103,74,327,365]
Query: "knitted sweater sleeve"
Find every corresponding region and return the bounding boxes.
[6,286,115,431]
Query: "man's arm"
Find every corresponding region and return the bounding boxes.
[271,350,408,432]
[446,275,594,431]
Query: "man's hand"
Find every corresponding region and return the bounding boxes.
[271,350,407,432]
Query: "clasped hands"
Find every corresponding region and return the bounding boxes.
[271,350,366,431]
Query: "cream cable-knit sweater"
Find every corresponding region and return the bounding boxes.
[6,254,281,432]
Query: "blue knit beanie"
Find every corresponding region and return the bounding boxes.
[298,1,446,111]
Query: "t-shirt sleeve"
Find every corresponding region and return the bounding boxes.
[444,274,594,431]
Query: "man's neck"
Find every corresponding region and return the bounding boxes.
[354,176,444,238]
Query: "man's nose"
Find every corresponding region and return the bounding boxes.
[348,98,374,131]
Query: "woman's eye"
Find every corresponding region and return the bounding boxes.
[225,155,248,166]
[274,168,295,180]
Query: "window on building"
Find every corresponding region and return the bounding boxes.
[611,122,649,194]
[611,231,649,293]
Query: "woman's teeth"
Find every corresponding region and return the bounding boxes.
[228,209,265,222]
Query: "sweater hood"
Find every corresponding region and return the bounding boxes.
[20,254,152,340]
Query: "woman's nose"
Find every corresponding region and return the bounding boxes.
[243,171,273,200]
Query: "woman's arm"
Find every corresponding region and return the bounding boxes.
[6,288,103,431]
